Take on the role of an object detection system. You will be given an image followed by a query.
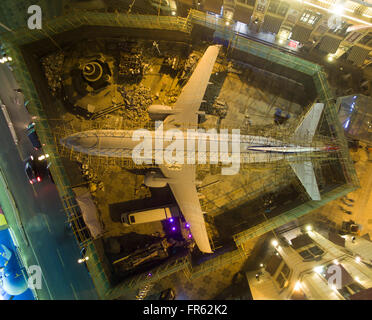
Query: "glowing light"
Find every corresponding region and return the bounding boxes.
[355,276,360,282]
[327,55,334,62]
[185,223,190,228]
[38,154,49,161]
[333,259,339,265]
[355,256,361,263]
[343,119,350,129]
[278,39,284,44]
[314,266,324,274]
[148,273,152,277]
[272,239,278,247]
[303,1,372,26]
[225,21,230,26]
[37,177,41,182]
[171,11,176,16]
[188,234,192,238]
[331,284,337,291]
[260,263,264,267]
[306,225,312,231]
[172,227,176,231]
[169,218,174,223]
[294,281,302,291]
[332,4,344,15]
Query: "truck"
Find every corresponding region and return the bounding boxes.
[121,207,172,226]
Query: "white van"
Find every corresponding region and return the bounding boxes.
[121,207,172,226]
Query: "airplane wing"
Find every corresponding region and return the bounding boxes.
[293,103,324,143]
[290,160,321,200]
[159,164,213,253]
[165,45,221,128]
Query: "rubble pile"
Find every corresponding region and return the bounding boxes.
[117,85,152,126]
[211,99,228,119]
[164,89,179,104]
[118,50,144,81]
[41,52,64,96]
[164,56,181,71]
[80,162,105,196]
[179,52,199,81]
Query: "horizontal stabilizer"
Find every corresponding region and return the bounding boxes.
[293,103,324,143]
[290,160,321,200]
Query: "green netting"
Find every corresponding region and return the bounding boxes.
[1,12,191,46]
[233,184,356,246]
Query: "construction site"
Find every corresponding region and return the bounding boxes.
[0,6,360,300]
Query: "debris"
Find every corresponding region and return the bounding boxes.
[118,49,144,81]
[41,52,64,96]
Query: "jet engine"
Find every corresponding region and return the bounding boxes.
[148,105,175,121]
[144,171,168,188]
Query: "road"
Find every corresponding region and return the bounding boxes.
[0,63,98,300]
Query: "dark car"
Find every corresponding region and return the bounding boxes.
[24,156,48,184]
[26,122,42,150]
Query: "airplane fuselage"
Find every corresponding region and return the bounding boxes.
[62,129,326,164]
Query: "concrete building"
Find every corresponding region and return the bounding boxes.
[247,227,372,299]
[179,0,372,68]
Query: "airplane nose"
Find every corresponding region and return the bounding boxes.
[60,133,99,150]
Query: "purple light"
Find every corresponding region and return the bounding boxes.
[172,227,176,231]
[185,223,190,228]
[148,273,152,277]
[188,234,192,238]
[169,218,174,223]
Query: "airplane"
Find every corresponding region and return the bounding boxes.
[62,45,334,254]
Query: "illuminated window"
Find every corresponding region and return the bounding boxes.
[298,245,324,261]
[300,9,321,25]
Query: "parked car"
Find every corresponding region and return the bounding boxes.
[26,122,42,150]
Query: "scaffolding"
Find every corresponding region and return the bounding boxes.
[0,8,359,297]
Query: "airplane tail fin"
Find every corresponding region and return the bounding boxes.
[290,161,321,200]
[292,103,324,143]
[290,103,324,201]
